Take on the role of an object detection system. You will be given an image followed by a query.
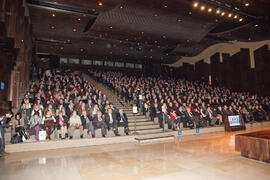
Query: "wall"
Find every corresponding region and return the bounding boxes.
[173,45,270,96]
[0,0,33,113]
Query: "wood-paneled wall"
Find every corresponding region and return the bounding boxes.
[174,45,270,96]
[0,0,33,113]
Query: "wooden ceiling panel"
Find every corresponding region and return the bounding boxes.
[28,0,270,63]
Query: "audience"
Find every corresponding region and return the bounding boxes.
[10,68,130,143]
[7,67,270,144]
[91,70,270,130]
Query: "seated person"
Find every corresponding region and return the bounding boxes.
[29,112,42,141]
[169,109,180,129]
[81,110,95,138]
[206,107,219,126]
[43,110,56,140]
[92,111,107,137]
[13,113,28,142]
[69,110,83,139]
[117,109,129,135]
[105,109,120,136]
[55,111,68,139]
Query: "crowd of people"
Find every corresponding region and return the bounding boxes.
[91,70,270,130]
[3,69,130,146]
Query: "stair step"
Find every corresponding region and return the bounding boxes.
[129,124,160,130]
[135,135,174,143]
[128,121,156,126]
[132,128,164,135]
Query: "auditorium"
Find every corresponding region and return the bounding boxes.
[1,0,270,179]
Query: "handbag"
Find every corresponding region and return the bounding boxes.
[39,130,46,141]
[10,135,21,144]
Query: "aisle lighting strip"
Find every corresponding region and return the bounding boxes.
[193,2,244,22]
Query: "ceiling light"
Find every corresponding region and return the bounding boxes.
[80,48,84,52]
[141,31,144,34]
[239,18,243,22]
[109,26,113,29]
[52,13,56,17]
[208,8,212,13]
[216,9,220,14]
[154,40,158,43]
[234,15,238,19]
[98,2,103,6]
[51,25,55,29]
[177,18,182,22]
[200,6,205,11]
[193,2,198,8]
[67,39,70,42]
[154,13,158,17]
[77,18,81,21]
[120,5,123,9]
[60,47,64,50]
[164,5,168,8]
[228,13,232,18]
[255,24,259,27]
[221,12,225,16]
[73,28,77,32]
[189,11,192,15]
[245,2,249,7]
[162,35,166,38]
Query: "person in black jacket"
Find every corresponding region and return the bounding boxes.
[105,108,120,136]
[0,111,13,157]
[117,109,129,135]
[55,111,68,139]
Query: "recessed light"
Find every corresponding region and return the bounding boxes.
[51,25,55,29]
[255,24,259,27]
[77,18,81,21]
[193,2,198,8]
[208,8,212,13]
[239,18,243,22]
[234,15,238,19]
[120,5,123,9]
[177,18,182,22]
[221,12,225,16]
[80,48,84,52]
[154,40,158,43]
[98,2,103,6]
[52,13,56,17]
[200,6,205,11]
[228,13,232,18]
[189,12,192,15]
[60,47,64,50]
[162,35,166,38]
[141,31,144,34]
[73,28,77,32]
[109,26,113,29]
[164,5,168,8]
[216,9,220,14]
[245,2,249,7]
[154,13,158,17]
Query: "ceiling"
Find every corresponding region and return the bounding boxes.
[27,0,270,64]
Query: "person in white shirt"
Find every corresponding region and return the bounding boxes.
[69,111,83,139]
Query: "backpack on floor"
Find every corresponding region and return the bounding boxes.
[10,135,21,144]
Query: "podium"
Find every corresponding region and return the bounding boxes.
[224,115,246,132]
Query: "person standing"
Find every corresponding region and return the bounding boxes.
[0,111,13,157]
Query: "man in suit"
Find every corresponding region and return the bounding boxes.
[150,103,162,122]
[105,108,120,136]
[92,111,107,137]
[0,111,13,157]
[117,109,129,135]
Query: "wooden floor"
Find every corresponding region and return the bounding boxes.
[1,127,270,180]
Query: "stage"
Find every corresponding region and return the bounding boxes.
[1,127,270,180]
